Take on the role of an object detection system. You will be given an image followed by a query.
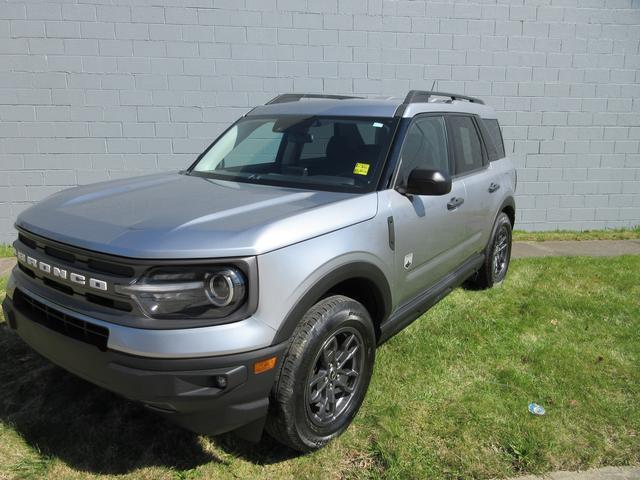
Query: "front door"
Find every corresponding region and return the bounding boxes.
[389,115,468,306]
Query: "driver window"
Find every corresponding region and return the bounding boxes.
[397,115,449,186]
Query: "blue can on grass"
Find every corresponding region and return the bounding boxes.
[528,403,545,415]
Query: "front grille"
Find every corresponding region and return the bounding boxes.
[18,233,37,249]
[88,258,134,277]
[13,289,109,351]
[14,229,136,314]
[18,263,35,278]
[17,230,135,279]
[44,245,75,263]
[18,262,133,312]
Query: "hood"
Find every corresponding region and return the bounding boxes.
[16,173,378,259]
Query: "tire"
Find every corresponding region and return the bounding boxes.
[266,295,376,452]
[468,212,513,290]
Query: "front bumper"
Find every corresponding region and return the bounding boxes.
[7,265,276,359]
[2,280,287,439]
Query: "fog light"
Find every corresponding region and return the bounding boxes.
[214,375,227,388]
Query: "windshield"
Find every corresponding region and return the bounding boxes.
[189,115,398,193]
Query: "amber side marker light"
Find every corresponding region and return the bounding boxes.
[254,356,277,374]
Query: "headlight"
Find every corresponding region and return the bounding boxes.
[115,266,247,319]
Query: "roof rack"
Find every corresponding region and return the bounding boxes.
[403,90,485,105]
[265,93,363,105]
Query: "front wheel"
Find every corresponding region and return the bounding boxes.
[266,295,376,452]
[468,212,513,289]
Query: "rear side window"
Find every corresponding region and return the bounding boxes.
[446,115,484,175]
[479,118,505,161]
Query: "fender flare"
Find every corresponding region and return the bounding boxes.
[497,196,516,226]
[272,261,392,345]
[484,195,516,255]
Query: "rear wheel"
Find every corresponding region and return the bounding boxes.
[266,295,375,452]
[469,212,512,289]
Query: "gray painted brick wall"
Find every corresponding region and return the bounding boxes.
[1,0,640,244]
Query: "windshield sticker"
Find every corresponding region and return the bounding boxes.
[353,163,370,175]
[372,122,384,128]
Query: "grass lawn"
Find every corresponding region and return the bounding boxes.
[0,256,638,479]
[0,245,14,257]
[513,226,640,242]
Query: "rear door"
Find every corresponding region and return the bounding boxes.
[477,116,510,229]
[389,114,468,305]
[445,114,493,255]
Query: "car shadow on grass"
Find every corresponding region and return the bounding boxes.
[0,322,299,475]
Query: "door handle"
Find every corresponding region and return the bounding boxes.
[447,197,464,210]
[488,182,500,193]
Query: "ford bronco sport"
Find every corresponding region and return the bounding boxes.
[3,90,516,452]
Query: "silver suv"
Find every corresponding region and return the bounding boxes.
[3,91,516,451]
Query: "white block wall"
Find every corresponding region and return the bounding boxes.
[1,0,640,243]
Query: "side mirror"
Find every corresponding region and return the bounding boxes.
[401,168,452,196]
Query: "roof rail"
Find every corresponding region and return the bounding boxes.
[403,90,485,105]
[265,93,363,105]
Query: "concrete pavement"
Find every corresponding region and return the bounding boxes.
[511,239,640,259]
[509,466,640,480]
[0,257,14,278]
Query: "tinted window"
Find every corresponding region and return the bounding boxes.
[300,120,386,160]
[447,115,484,175]
[479,118,505,161]
[300,121,332,159]
[355,122,379,144]
[397,115,449,185]
[486,119,505,159]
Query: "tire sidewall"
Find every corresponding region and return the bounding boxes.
[489,213,512,285]
[291,299,375,448]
